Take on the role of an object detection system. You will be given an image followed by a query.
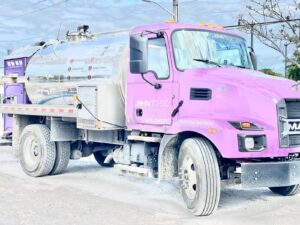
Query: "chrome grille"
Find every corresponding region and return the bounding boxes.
[289,134,300,146]
[278,99,300,147]
[286,101,300,119]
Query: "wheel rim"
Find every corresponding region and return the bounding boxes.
[23,135,42,172]
[180,155,197,200]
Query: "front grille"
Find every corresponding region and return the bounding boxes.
[289,134,300,146]
[286,101,300,119]
[278,99,300,147]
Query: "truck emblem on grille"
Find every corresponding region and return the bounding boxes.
[289,122,300,131]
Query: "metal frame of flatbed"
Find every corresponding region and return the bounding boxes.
[0,104,77,118]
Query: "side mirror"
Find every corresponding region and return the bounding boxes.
[130,34,148,74]
[250,51,258,70]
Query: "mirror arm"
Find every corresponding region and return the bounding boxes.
[141,73,162,89]
[141,30,164,38]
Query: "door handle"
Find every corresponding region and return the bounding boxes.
[136,108,143,117]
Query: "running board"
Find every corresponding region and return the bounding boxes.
[127,135,161,143]
[114,164,152,177]
[0,139,12,146]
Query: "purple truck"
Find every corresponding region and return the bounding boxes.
[2,23,300,216]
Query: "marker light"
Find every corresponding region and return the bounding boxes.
[241,122,251,129]
[229,121,263,131]
[166,19,176,23]
[208,128,217,133]
[199,22,224,29]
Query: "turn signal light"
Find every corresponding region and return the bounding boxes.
[208,128,217,133]
[241,122,251,129]
[229,121,263,131]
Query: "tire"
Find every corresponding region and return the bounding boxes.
[93,151,114,167]
[19,124,56,177]
[178,138,221,216]
[50,142,70,175]
[269,185,300,196]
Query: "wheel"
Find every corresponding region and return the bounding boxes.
[19,124,56,177]
[178,138,221,216]
[269,185,300,196]
[50,142,70,175]
[93,151,114,167]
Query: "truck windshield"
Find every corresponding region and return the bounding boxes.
[172,30,252,70]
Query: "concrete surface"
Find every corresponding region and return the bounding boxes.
[1,146,300,225]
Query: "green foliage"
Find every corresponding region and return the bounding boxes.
[287,51,300,81]
[260,68,282,77]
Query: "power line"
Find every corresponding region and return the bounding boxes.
[224,18,300,28]
[0,0,48,9]
[0,36,43,43]
[223,18,300,52]
[0,0,69,22]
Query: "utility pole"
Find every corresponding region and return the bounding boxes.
[173,0,179,22]
[284,43,289,78]
[142,0,179,22]
[250,23,254,51]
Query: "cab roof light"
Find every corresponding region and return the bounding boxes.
[199,22,224,29]
[166,19,176,24]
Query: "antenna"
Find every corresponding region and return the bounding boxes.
[56,23,63,40]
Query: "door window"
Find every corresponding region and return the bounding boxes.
[148,38,169,79]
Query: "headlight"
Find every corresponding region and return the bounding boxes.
[238,134,267,152]
[229,121,263,131]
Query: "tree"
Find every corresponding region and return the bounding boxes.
[238,0,300,68]
[260,68,282,76]
[287,50,300,80]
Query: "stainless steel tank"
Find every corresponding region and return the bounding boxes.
[25,32,128,106]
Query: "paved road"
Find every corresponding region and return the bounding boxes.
[1,146,300,225]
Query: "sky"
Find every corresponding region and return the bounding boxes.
[0,0,293,75]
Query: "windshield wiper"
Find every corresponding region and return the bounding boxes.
[193,59,221,67]
[231,64,246,68]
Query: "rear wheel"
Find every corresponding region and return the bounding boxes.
[93,151,114,167]
[269,185,300,196]
[50,142,70,175]
[20,124,56,177]
[178,138,221,216]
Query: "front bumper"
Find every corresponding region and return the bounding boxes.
[241,160,300,188]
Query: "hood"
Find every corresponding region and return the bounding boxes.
[185,67,297,100]
[177,67,300,128]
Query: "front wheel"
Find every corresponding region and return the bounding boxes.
[178,138,221,216]
[269,185,300,196]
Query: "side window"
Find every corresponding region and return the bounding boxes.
[148,38,169,79]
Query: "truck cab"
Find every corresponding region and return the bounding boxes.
[128,23,300,214]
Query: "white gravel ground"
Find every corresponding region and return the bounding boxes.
[1,146,300,225]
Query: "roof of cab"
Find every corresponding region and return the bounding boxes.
[131,22,242,38]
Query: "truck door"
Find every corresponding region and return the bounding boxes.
[128,36,175,126]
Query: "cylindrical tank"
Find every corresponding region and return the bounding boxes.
[25,32,128,106]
